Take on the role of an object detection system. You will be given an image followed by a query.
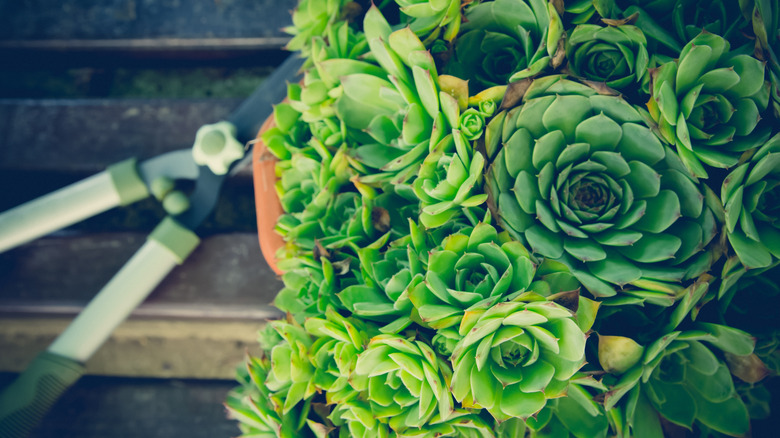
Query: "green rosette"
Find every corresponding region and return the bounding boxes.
[305,308,373,404]
[565,24,650,94]
[338,230,422,334]
[407,221,542,329]
[288,21,372,123]
[647,32,771,178]
[445,0,564,91]
[275,255,355,320]
[353,334,455,432]
[449,300,588,421]
[284,0,352,56]
[748,0,780,118]
[264,320,318,413]
[484,75,719,302]
[395,0,462,43]
[226,353,314,438]
[413,131,488,228]
[274,143,354,253]
[601,325,756,438]
[721,133,780,270]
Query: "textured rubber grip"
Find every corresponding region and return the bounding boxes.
[0,352,85,438]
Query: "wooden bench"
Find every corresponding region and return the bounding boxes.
[0,1,296,436]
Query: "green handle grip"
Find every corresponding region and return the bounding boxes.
[0,158,148,254]
[0,352,85,438]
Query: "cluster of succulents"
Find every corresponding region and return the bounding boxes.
[227,1,780,436]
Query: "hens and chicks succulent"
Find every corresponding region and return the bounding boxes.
[228,1,780,437]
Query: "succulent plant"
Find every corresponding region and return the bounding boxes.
[413,131,488,228]
[336,6,453,186]
[565,24,650,94]
[338,231,421,334]
[226,353,304,438]
[721,133,780,269]
[449,299,590,421]
[305,307,373,403]
[601,325,757,437]
[484,75,719,301]
[395,0,463,44]
[232,1,780,436]
[353,333,455,432]
[285,0,354,55]
[647,32,771,178]
[407,221,542,329]
[445,0,564,91]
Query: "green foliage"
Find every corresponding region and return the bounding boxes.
[231,1,780,436]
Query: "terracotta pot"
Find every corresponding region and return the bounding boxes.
[252,115,285,275]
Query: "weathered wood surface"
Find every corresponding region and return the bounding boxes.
[0,98,245,174]
[0,0,296,66]
[0,0,297,41]
[0,318,268,379]
[0,1,291,434]
[0,233,281,305]
[0,373,242,438]
[0,99,268,232]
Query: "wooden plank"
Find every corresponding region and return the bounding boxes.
[0,232,283,378]
[0,233,282,306]
[0,98,267,216]
[0,317,268,378]
[0,0,296,41]
[0,374,242,438]
[0,98,245,173]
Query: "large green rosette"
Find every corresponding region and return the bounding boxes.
[647,32,771,178]
[485,75,719,301]
[449,300,588,421]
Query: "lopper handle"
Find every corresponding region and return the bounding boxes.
[0,352,85,438]
[0,217,199,437]
[0,158,149,254]
[47,217,200,363]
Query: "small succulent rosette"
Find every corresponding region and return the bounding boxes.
[445,0,564,91]
[721,127,780,271]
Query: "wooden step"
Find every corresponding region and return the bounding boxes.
[0,0,296,66]
[0,232,283,378]
[0,373,242,438]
